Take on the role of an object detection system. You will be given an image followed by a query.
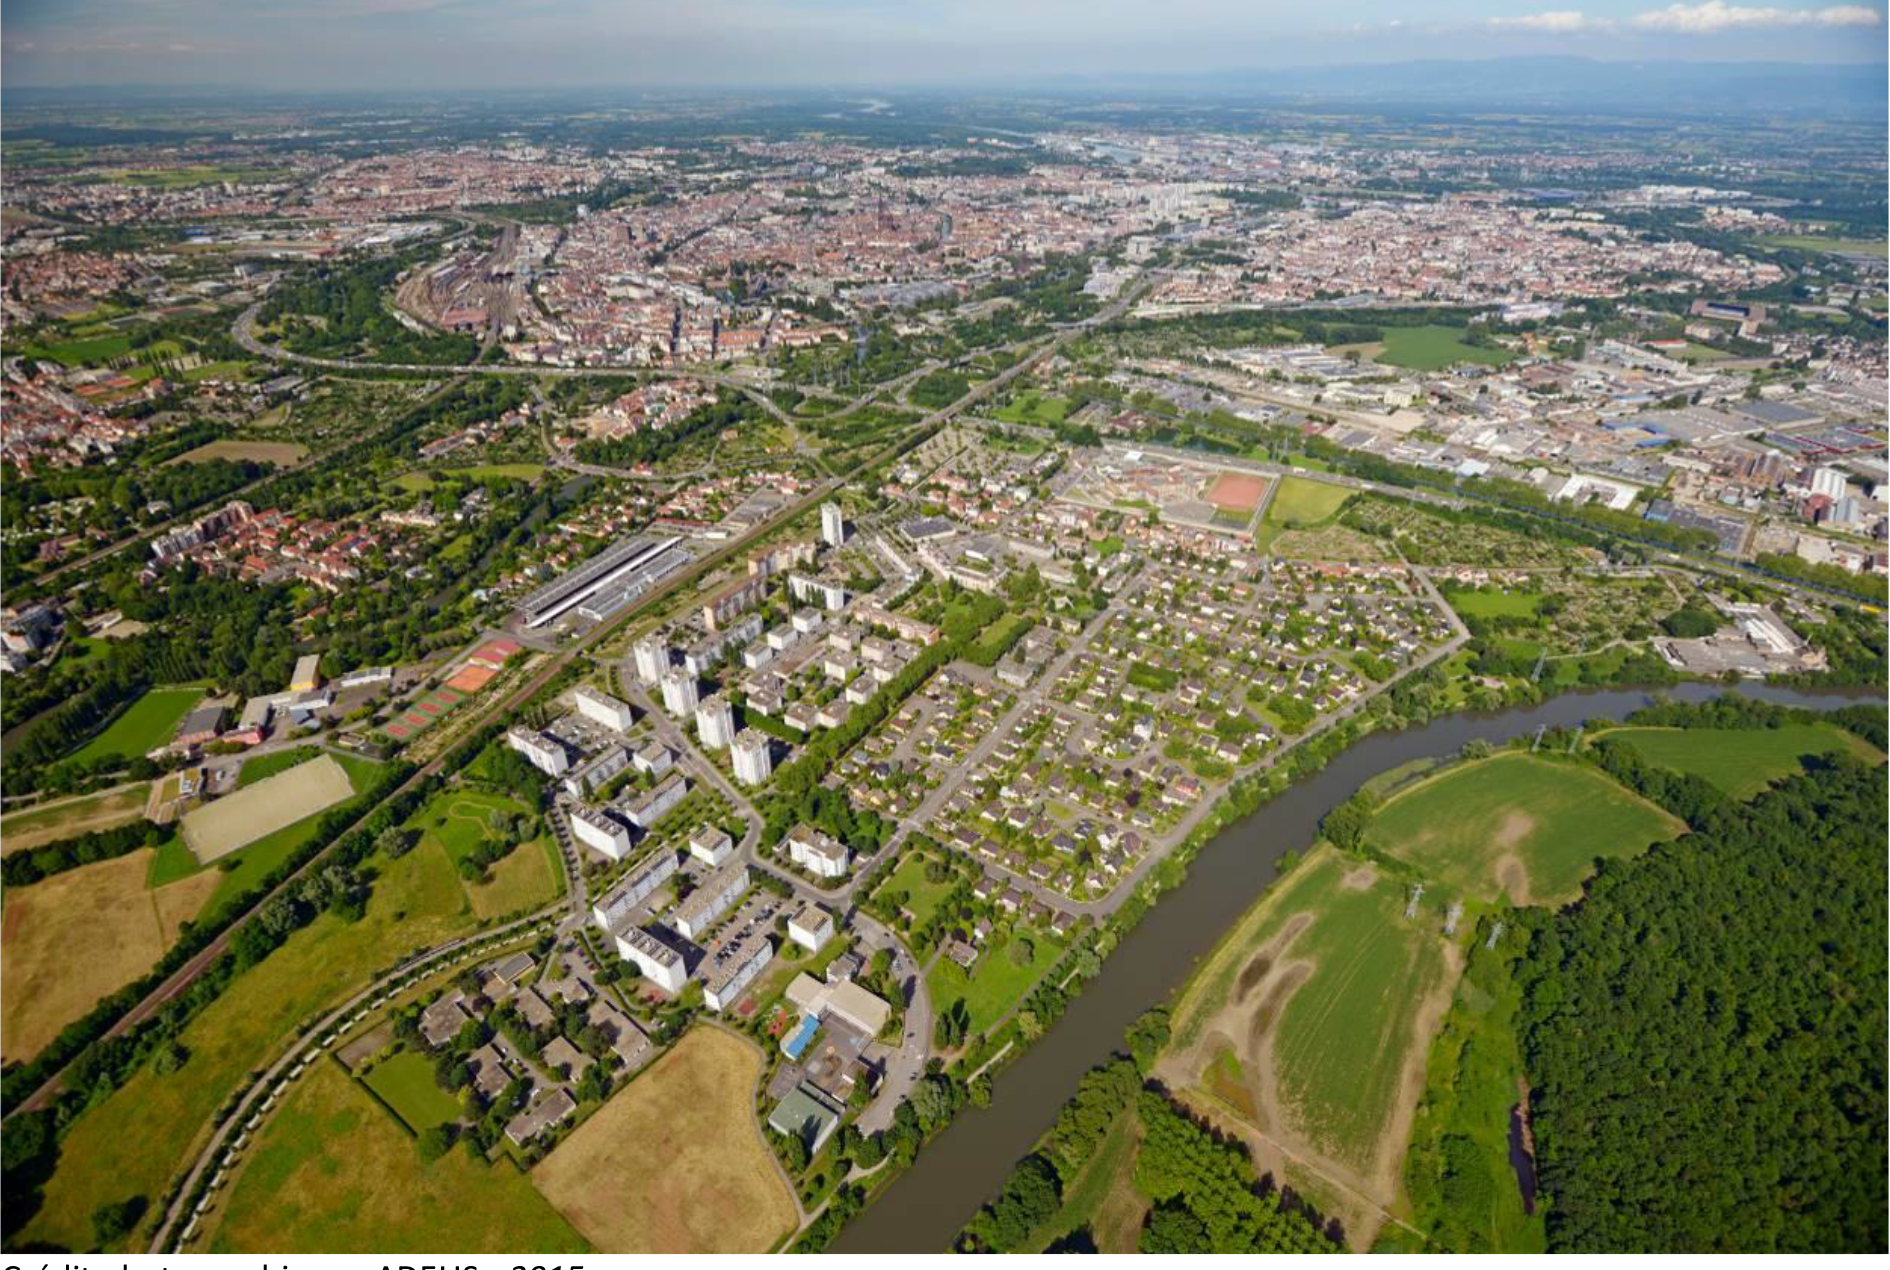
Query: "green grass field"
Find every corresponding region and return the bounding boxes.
[1374,325,1515,372]
[874,852,957,926]
[1603,724,1881,801]
[414,788,559,918]
[0,784,150,856]
[1443,588,1541,620]
[992,392,1070,425]
[70,686,204,763]
[22,832,479,1252]
[1264,475,1352,528]
[362,1050,465,1133]
[235,747,320,789]
[925,932,1062,1037]
[147,753,383,920]
[1753,235,1887,259]
[208,1061,584,1253]
[1165,848,1454,1180]
[1366,752,1684,905]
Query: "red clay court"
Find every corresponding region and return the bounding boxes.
[1204,471,1270,514]
[446,664,498,693]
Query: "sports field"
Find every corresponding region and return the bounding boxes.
[1366,752,1684,905]
[181,754,355,862]
[534,1027,797,1253]
[19,835,477,1252]
[1205,471,1270,515]
[1159,847,1456,1226]
[0,783,150,856]
[1264,475,1352,528]
[1373,325,1515,372]
[70,686,204,762]
[1,850,218,1062]
[1603,724,1882,801]
[207,1062,585,1253]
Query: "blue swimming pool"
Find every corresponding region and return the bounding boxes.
[782,1013,821,1060]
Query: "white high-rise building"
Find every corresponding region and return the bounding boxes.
[732,729,773,785]
[1811,467,1850,501]
[573,684,635,733]
[821,502,845,547]
[570,806,632,860]
[633,635,670,685]
[617,927,688,994]
[660,667,700,717]
[696,693,736,749]
[505,726,570,777]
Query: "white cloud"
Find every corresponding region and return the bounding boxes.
[1630,3,1884,32]
[1489,10,1600,31]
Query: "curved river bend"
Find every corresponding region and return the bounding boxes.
[834,682,1875,1252]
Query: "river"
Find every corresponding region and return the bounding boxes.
[832,682,1876,1252]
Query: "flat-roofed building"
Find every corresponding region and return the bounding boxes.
[573,685,636,733]
[690,825,734,867]
[506,726,570,777]
[786,823,851,879]
[784,972,892,1037]
[672,860,749,940]
[616,925,688,993]
[702,929,773,1012]
[732,730,773,785]
[562,743,630,799]
[290,654,323,693]
[624,773,687,829]
[661,667,700,717]
[570,805,632,860]
[787,902,835,952]
[590,851,679,932]
[633,635,670,685]
[632,739,674,776]
[696,693,735,750]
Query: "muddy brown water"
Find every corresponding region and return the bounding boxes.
[832,683,1875,1252]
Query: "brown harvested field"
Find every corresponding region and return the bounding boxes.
[1205,470,1270,514]
[182,753,354,861]
[1,849,215,1061]
[0,784,151,855]
[533,1027,797,1253]
[166,438,309,466]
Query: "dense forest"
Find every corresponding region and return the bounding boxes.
[1513,756,1887,1252]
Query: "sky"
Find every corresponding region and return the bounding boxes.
[3,0,1885,91]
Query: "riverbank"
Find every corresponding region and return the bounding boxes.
[831,681,1879,1252]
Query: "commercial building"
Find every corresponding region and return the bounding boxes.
[517,533,684,630]
[732,730,773,785]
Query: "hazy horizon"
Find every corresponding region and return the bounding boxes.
[4,1,1885,93]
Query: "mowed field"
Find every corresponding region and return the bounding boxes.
[1373,325,1515,372]
[19,835,477,1252]
[925,932,1063,1037]
[208,1061,586,1253]
[1366,752,1684,905]
[361,1050,465,1133]
[1265,475,1353,527]
[0,783,150,855]
[182,753,355,862]
[166,439,309,466]
[70,686,204,762]
[1603,724,1882,801]
[1,850,219,1062]
[1158,847,1456,1235]
[534,1027,797,1253]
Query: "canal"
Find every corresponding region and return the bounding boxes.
[833,682,1874,1252]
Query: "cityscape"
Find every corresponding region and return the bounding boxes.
[0,0,1885,1261]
